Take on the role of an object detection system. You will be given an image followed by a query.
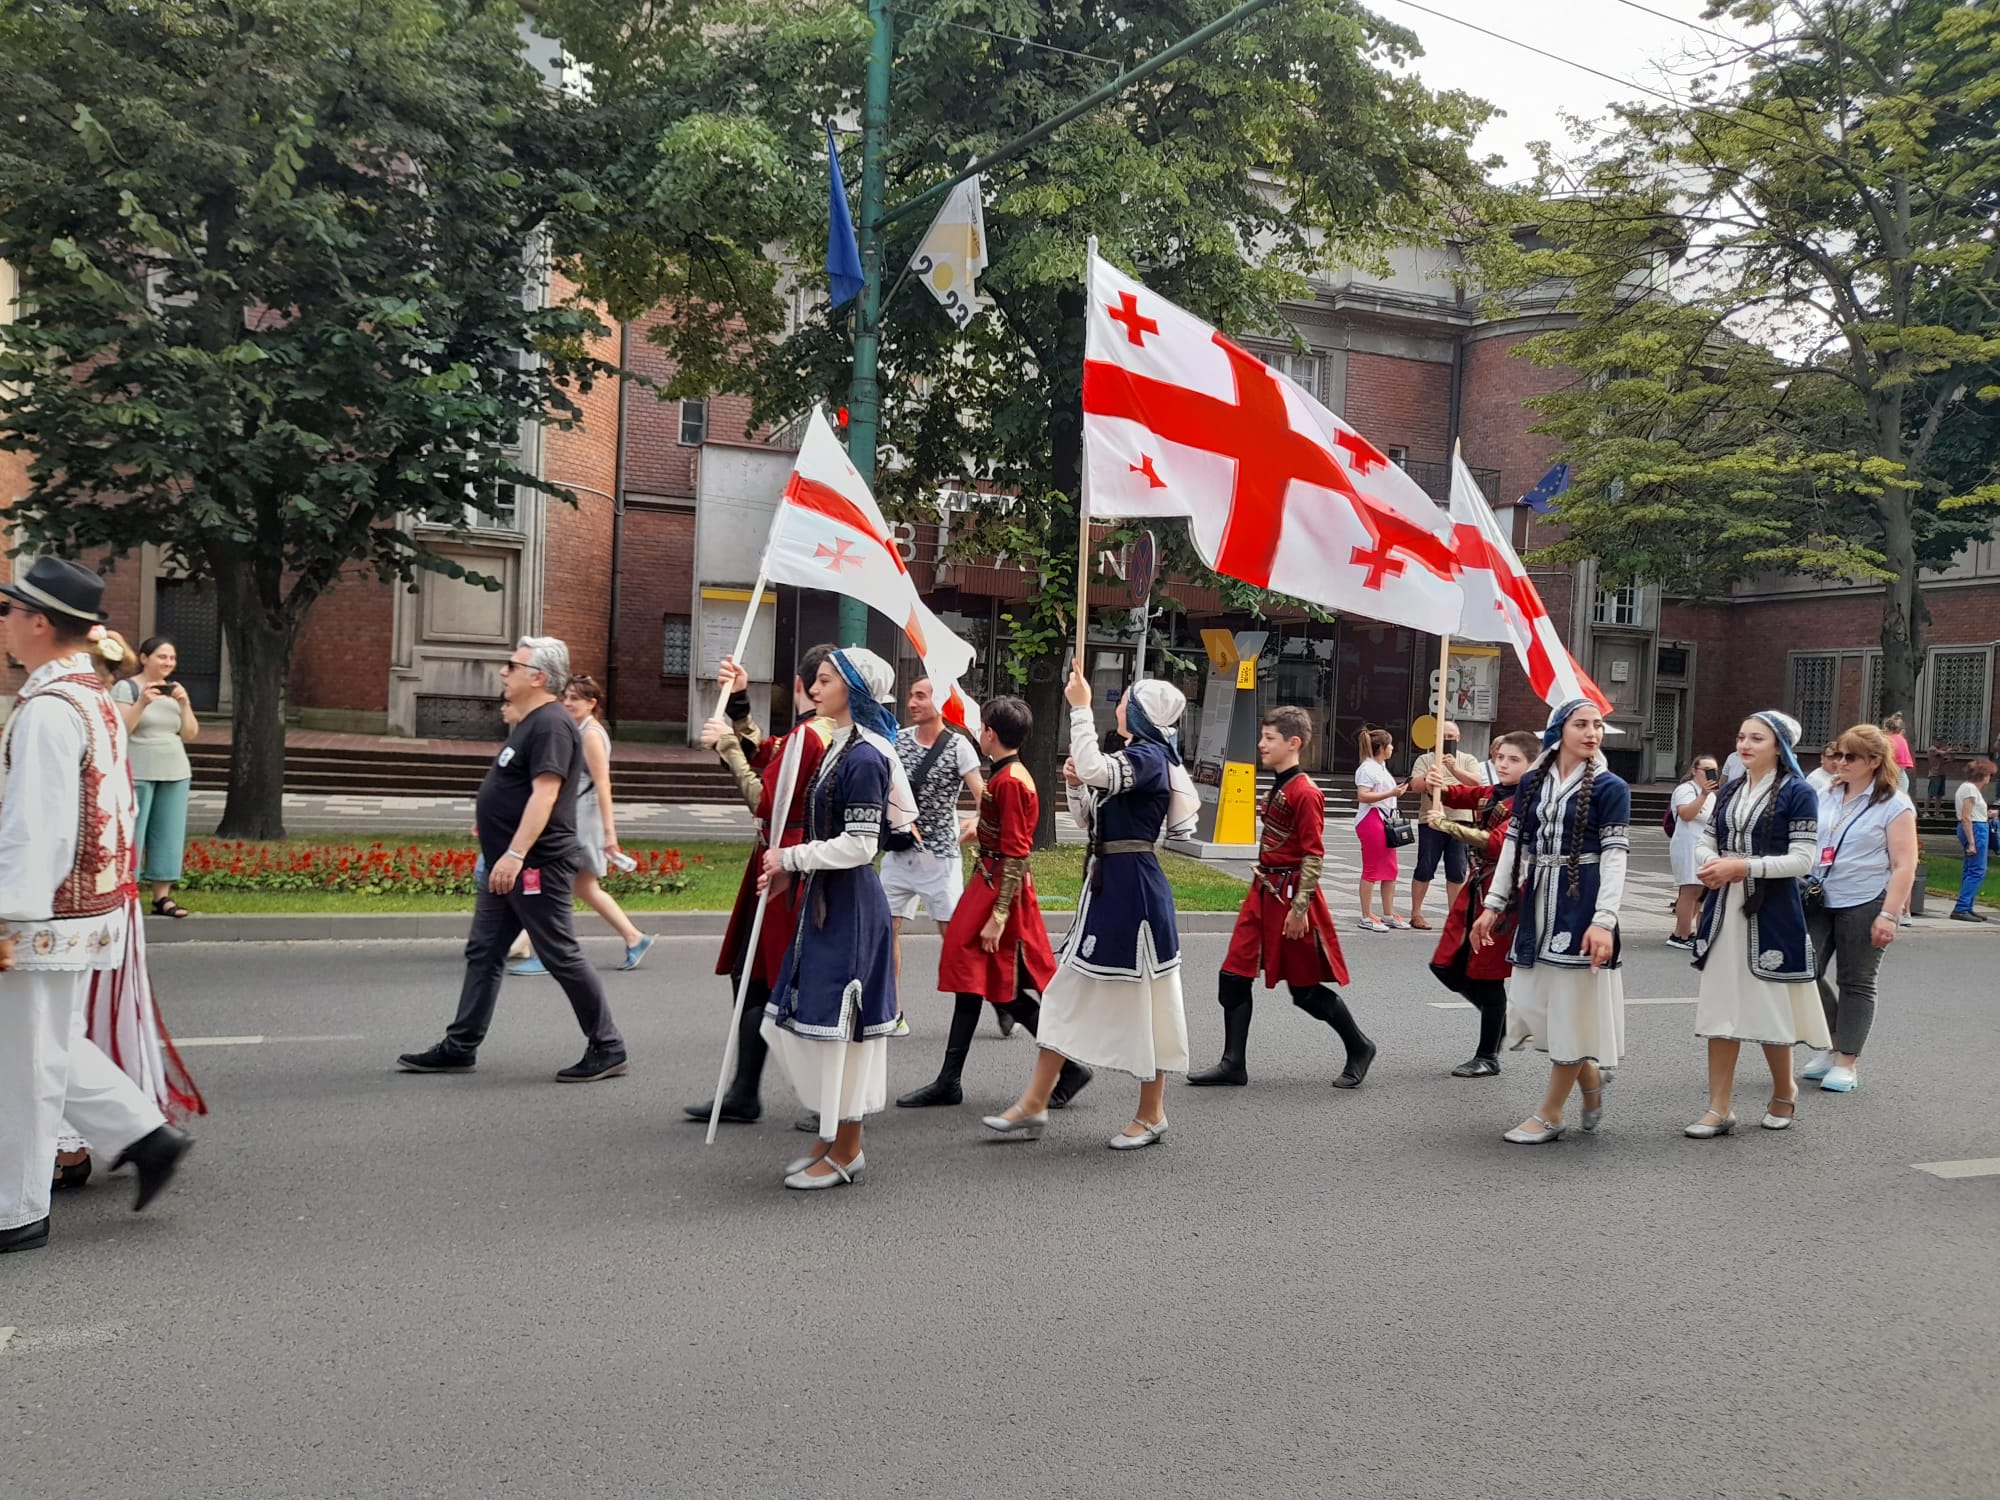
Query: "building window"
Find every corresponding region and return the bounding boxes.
[1258,347,1325,406]
[1927,648,1992,750]
[661,613,692,676]
[466,474,519,531]
[678,400,708,447]
[1788,651,1839,752]
[1593,585,1642,627]
[1387,446,1409,468]
[1863,651,1888,726]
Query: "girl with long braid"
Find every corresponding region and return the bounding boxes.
[759,648,917,1190]
[1471,700,1630,1144]
[1683,711,1830,1136]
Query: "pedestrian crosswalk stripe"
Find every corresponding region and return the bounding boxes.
[1912,1158,2000,1180]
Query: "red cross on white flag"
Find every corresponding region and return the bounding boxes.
[1446,453,1613,718]
[761,408,981,731]
[1080,254,1464,634]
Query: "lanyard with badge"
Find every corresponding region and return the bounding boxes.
[1806,792,1868,907]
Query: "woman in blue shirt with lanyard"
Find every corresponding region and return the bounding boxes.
[1799,723,1918,1095]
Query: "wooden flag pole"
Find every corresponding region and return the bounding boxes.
[1075,236,1099,678]
[709,569,768,723]
[1432,631,1452,818]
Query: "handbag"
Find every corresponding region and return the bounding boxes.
[1803,801,1864,912]
[1381,804,1417,849]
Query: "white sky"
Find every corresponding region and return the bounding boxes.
[1377,0,1757,184]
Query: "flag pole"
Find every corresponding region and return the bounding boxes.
[710,567,768,724]
[1075,237,1098,677]
[1431,440,1462,817]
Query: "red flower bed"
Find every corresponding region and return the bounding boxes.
[179,840,690,895]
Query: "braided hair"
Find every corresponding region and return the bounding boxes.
[1507,765,1539,906]
[1567,758,1598,901]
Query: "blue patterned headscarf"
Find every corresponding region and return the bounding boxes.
[832,648,899,742]
[1541,697,1595,752]
[1124,679,1187,766]
[1750,709,1804,781]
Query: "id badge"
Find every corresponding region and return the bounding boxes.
[497,746,516,767]
[1819,845,1836,868]
[520,867,542,897]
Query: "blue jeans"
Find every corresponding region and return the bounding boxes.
[1956,821,1990,914]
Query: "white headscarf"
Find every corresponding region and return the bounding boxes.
[1125,679,1199,838]
[831,647,917,833]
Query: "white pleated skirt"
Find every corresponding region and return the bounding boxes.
[1693,884,1832,1048]
[1507,965,1625,1067]
[1036,964,1190,1080]
[762,1020,888,1138]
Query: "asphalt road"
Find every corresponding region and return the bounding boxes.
[8,926,2000,1500]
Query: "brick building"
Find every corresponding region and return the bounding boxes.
[5,244,1995,782]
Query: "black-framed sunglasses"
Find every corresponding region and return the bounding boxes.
[1829,750,1871,762]
[0,601,39,619]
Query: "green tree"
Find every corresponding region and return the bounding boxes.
[550,0,1493,840]
[1477,0,2000,726]
[0,0,631,837]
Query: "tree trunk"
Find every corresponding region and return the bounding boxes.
[1873,403,1927,731]
[1027,293,1089,850]
[213,567,296,841]
[1023,653,1071,849]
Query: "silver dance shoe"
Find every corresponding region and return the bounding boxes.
[1503,1116,1565,1144]
[784,1151,862,1190]
[982,1110,1047,1140]
[1107,1119,1169,1151]
[1683,1111,1738,1139]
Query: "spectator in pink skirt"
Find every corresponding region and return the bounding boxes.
[1353,727,1409,933]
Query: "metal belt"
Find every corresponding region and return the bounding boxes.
[1098,840,1156,856]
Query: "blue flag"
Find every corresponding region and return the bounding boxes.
[1520,462,1571,515]
[825,125,864,310]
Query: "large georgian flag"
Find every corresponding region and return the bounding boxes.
[764,408,981,730]
[1080,254,1463,633]
[1448,453,1613,717]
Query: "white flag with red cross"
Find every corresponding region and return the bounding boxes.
[763,408,981,732]
[1080,254,1464,634]
[1447,453,1613,718]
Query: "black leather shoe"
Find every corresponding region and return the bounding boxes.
[1331,1038,1378,1090]
[0,1217,51,1253]
[113,1124,192,1212]
[556,1048,630,1082]
[1049,1061,1093,1110]
[53,1154,94,1190]
[1186,1058,1248,1086]
[397,1042,476,1073]
[1451,1056,1500,1078]
[895,1077,964,1108]
[683,1096,761,1123]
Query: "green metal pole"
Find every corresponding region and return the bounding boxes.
[838,0,893,649]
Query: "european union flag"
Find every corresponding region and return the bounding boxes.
[1520,462,1571,515]
[825,125,864,310]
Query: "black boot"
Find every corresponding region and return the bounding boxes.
[1189,974,1254,1086]
[898,994,983,1107]
[113,1123,192,1212]
[1050,1058,1093,1110]
[0,1217,50,1254]
[684,979,769,1122]
[1293,985,1377,1089]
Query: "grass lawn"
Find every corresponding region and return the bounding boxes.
[177,837,1253,916]
[1921,851,1999,910]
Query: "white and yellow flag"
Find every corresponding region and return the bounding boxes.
[908,175,988,329]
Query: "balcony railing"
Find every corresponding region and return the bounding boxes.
[1399,459,1500,505]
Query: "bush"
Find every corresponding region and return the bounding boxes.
[178,840,691,896]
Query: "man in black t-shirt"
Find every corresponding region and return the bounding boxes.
[397,636,627,1081]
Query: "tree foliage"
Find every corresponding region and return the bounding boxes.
[547,0,1494,839]
[0,0,635,836]
[1475,0,2000,724]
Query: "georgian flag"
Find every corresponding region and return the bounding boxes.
[763,408,981,732]
[1080,253,1463,634]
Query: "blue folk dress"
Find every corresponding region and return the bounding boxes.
[1691,771,1831,1048]
[1481,754,1631,1066]
[1035,706,1191,1079]
[762,727,897,1134]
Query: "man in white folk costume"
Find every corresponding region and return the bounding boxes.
[1,557,193,1254]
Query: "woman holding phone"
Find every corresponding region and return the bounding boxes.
[110,636,199,919]
[1353,727,1410,932]
[1668,755,1719,950]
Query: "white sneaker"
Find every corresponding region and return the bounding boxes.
[1799,1049,1834,1081]
[1356,916,1390,933]
[1820,1064,1859,1093]
[1383,914,1411,930]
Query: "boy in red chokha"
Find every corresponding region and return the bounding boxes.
[899,696,1089,1110]
[1188,706,1376,1090]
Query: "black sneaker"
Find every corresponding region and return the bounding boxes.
[397,1043,477,1073]
[556,1047,630,1082]
[1950,909,1988,923]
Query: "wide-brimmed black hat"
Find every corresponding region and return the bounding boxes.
[0,556,110,624]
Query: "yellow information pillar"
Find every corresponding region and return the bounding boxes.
[1189,628,1267,855]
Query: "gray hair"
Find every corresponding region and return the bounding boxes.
[515,635,570,687]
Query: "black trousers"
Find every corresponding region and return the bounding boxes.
[1463,978,1507,1060]
[446,857,623,1055]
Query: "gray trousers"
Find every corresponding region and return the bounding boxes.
[447,856,623,1056]
[1806,893,1885,1057]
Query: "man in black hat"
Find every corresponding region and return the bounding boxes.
[1,557,193,1253]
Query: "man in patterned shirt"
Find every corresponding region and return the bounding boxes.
[880,677,983,988]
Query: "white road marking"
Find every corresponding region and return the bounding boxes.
[1427,997,1696,1010]
[1912,1158,2000,1180]
[176,1033,367,1048]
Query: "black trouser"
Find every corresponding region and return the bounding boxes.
[446,857,623,1055]
[723,973,772,1100]
[1462,978,1507,1060]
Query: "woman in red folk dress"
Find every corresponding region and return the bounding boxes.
[53,627,206,1191]
[1423,730,1541,1079]
[1189,707,1375,1090]
[900,696,1087,1110]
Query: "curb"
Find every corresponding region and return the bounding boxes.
[142,909,1250,945]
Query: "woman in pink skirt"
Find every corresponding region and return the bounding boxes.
[1353,727,1410,932]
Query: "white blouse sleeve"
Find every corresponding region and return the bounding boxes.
[1482,827,1519,912]
[0,698,86,922]
[1695,805,1722,869]
[1067,706,1123,791]
[1592,844,1628,930]
[1751,826,1817,882]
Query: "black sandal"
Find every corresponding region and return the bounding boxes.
[151,897,191,919]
